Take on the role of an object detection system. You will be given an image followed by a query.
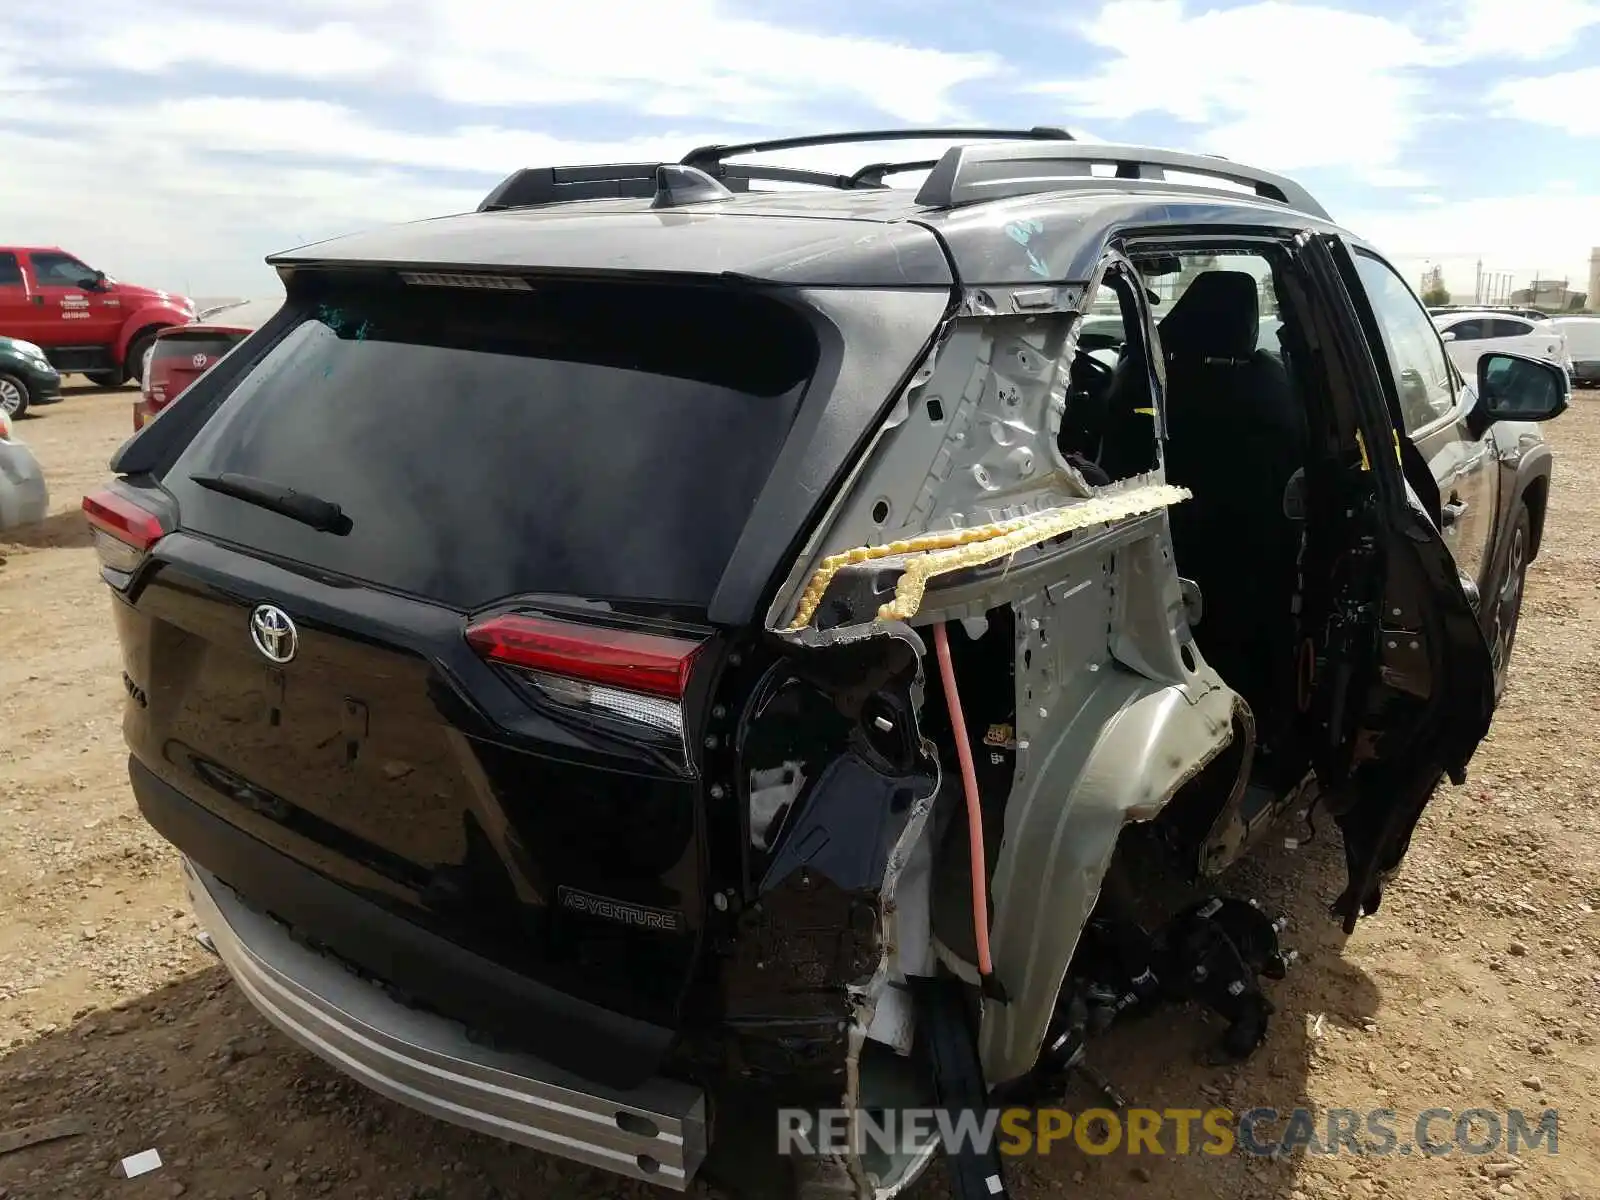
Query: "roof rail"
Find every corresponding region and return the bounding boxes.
[913,141,1330,219]
[679,126,1072,172]
[476,128,1077,212]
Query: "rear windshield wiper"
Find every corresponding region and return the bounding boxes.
[189,472,352,535]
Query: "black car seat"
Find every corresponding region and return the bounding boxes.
[1156,270,1307,731]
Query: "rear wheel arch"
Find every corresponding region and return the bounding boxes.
[978,663,1242,1085]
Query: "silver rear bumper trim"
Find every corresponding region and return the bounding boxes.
[183,858,706,1188]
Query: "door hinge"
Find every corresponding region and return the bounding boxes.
[1377,627,1429,697]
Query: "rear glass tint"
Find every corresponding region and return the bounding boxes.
[164,279,818,610]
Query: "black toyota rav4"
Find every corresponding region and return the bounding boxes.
[90,129,1567,1200]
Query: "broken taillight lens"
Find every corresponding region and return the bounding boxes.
[464,613,705,738]
[82,488,168,573]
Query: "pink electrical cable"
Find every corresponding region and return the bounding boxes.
[931,621,995,980]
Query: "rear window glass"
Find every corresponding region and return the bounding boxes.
[164,279,818,610]
[153,334,245,363]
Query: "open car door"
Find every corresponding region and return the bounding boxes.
[1285,231,1496,932]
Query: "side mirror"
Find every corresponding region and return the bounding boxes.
[1476,352,1569,424]
[1438,330,1456,342]
[79,270,107,292]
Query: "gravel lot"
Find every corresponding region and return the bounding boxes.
[2,386,1597,1200]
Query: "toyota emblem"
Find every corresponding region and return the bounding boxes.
[192,353,208,368]
[249,604,299,664]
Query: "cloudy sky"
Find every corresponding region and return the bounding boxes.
[3,0,1596,299]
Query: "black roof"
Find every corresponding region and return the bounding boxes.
[269,133,1346,291]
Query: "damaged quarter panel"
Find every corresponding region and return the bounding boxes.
[765,238,1243,1092]
[716,625,940,1097]
[710,287,956,628]
[768,284,1146,632]
[981,561,1237,1085]
[914,193,1337,290]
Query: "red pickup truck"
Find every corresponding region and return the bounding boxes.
[0,246,195,387]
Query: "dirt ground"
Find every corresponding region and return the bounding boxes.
[2,385,1597,1200]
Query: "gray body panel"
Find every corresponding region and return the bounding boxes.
[0,439,49,530]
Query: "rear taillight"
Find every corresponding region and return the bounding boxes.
[83,488,167,573]
[0,412,12,440]
[465,613,704,738]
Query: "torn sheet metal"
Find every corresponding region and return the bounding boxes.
[786,483,1190,630]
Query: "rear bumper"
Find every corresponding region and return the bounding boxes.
[128,755,676,1088]
[184,858,708,1187]
[23,370,62,404]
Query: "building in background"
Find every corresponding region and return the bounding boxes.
[1511,279,1577,309]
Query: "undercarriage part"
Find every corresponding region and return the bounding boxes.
[1015,892,1289,1095]
[786,483,1191,631]
[930,622,998,989]
[910,978,1010,1200]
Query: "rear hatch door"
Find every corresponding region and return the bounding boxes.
[124,274,823,1075]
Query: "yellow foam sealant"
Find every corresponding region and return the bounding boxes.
[786,483,1192,630]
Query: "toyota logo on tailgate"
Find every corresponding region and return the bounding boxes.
[250,604,299,664]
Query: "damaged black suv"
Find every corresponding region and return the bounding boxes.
[90,128,1567,1199]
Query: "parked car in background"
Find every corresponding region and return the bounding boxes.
[1549,316,1600,387]
[1429,304,1553,321]
[0,246,194,388]
[0,334,63,417]
[0,409,48,530]
[1433,309,1568,380]
[136,297,280,430]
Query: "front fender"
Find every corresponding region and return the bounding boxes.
[115,305,191,360]
[1492,424,1553,561]
[979,654,1237,1084]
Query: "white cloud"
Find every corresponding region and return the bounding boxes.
[1031,2,1434,183]
[1030,0,1600,185]
[0,121,483,296]
[88,19,398,80]
[1433,0,1600,63]
[1488,67,1600,136]
[39,0,999,125]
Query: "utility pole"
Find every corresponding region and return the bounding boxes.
[1475,259,1482,305]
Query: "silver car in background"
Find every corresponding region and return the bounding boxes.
[0,410,48,530]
